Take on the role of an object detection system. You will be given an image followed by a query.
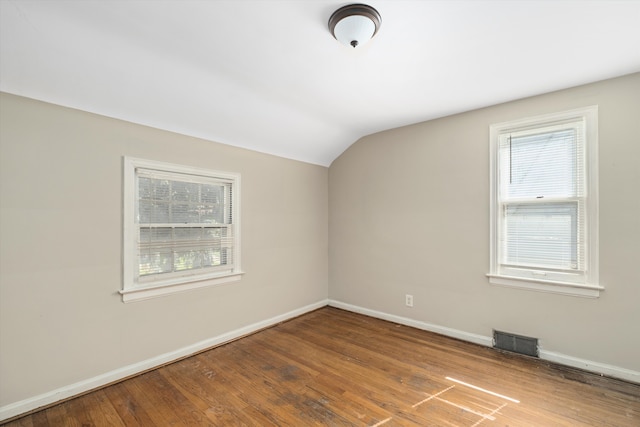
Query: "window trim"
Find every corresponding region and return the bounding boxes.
[488,106,600,298]
[121,157,243,303]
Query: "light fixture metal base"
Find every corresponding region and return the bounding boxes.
[329,3,381,48]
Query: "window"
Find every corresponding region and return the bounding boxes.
[488,107,600,297]
[122,157,242,302]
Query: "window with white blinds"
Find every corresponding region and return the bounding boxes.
[488,107,600,297]
[122,158,242,302]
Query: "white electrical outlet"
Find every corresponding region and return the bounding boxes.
[405,294,413,307]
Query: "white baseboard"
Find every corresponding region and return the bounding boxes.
[328,299,640,384]
[328,300,493,347]
[0,299,328,423]
[540,350,640,383]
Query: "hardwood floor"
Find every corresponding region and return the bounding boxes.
[4,307,640,426]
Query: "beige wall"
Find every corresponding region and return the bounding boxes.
[1,72,638,413]
[329,73,640,372]
[0,93,328,407]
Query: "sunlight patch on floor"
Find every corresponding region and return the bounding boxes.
[445,376,520,403]
[368,376,521,426]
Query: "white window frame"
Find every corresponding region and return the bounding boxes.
[121,157,242,302]
[488,106,601,298]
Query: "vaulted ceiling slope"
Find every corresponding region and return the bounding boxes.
[2,1,640,166]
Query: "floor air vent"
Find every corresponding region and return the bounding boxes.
[493,330,539,357]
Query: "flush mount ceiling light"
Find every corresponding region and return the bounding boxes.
[329,3,381,48]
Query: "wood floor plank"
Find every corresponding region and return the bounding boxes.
[121,370,206,426]
[60,397,93,426]
[160,356,258,426]
[197,346,310,426]
[270,323,427,404]
[3,307,639,426]
[85,390,126,427]
[102,381,155,426]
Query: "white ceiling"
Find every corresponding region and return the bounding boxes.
[2,1,640,166]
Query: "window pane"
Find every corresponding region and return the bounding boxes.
[202,248,220,267]
[152,180,171,201]
[137,225,232,277]
[202,184,227,223]
[200,204,219,224]
[174,250,202,271]
[503,202,577,269]
[201,184,223,203]
[173,227,194,241]
[172,181,199,202]
[138,248,172,276]
[138,178,230,225]
[134,167,236,283]
[138,177,153,199]
[139,200,170,223]
[503,129,577,199]
[172,203,201,223]
[140,227,172,243]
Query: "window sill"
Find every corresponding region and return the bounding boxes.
[120,272,244,303]
[486,274,602,298]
